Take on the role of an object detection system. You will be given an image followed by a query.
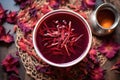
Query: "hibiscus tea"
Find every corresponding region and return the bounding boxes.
[33,10,92,67]
[97,9,115,28]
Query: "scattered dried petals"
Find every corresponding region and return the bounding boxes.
[98,41,120,59]
[6,11,17,24]
[1,54,19,74]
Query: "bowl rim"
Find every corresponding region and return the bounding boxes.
[33,9,92,67]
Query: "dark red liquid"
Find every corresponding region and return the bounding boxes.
[36,12,89,64]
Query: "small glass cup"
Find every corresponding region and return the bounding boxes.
[89,3,119,36]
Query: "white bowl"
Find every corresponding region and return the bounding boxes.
[33,9,92,67]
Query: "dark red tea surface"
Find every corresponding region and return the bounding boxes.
[36,12,89,63]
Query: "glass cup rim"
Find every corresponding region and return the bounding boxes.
[95,3,120,30]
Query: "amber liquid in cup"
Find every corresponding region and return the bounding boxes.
[36,12,89,64]
[97,9,115,28]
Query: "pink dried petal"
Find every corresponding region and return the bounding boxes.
[18,39,27,51]
[0,3,6,24]
[48,0,59,9]
[13,25,18,33]
[0,34,14,43]
[29,7,38,17]
[8,74,20,80]
[89,48,98,63]
[59,0,69,5]
[14,0,24,4]
[6,11,17,24]
[1,54,19,74]
[15,0,33,9]
[111,60,120,71]
[80,0,88,10]
[98,41,120,59]
[91,67,104,80]
[0,25,5,37]
[17,21,33,33]
[36,65,49,73]
[17,10,26,19]
[41,3,51,14]
[84,0,96,8]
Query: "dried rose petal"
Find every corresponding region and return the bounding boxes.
[111,60,120,71]
[89,48,98,63]
[81,0,96,10]
[14,0,33,9]
[17,21,33,33]
[84,0,96,8]
[0,25,14,43]
[29,7,38,17]
[0,34,14,43]
[17,38,27,51]
[81,0,88,10]
[0,25,5,37]
[36,65,49,73]
[91,67,104,80]
[14,0,24,4]
[0,3,6,24]
[6,11,17,24]
[98,41,120,59]
[8,74,20,80]
[1,54,19,74]
[48,0,59,9]
[41,3,51,14]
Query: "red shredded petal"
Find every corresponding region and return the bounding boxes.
[1,54,19,74]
